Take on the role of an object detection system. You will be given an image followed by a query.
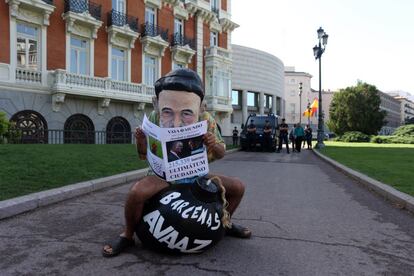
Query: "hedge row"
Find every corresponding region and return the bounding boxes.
[334,125,414,144]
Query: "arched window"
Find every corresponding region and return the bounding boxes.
[106,116,131,144]
[64,114,95,144]
[10,110,48,143]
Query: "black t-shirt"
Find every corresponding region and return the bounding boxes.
[279,123,288,135]
[263,125,272,136]
[247,124,256,134]
[232,129,239,137]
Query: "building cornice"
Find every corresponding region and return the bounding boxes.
[62,11,103,39]
[140,35,170,57]
[6,0,55,26]
[170,44,196,64]
[107,25,139,49]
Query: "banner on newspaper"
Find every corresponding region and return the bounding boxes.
[142,115,209,182]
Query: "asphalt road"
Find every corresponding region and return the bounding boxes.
[1,150,414,275]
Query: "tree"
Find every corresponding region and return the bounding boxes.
[327,82,386,135]
[0,112,10,143]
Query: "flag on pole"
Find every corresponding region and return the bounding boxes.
[303,98,318,117]
[310,98,318,116]
[303,109,311,117]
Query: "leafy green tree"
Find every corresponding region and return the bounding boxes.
[0,112,10,143]
[327,82,386,135]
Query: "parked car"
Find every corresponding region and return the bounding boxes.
[240,113,279,151]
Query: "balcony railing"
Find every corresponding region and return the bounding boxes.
[171,32,195,50]
[16,68,42,84]
[108,9,139,33]
[42,0,54,5]
[52,70,155,100]
[205,46,231,59]
[64,0,102,21]
[141,22,169,41]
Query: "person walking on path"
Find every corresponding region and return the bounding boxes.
[289,124,296,152]
[294,124,305,152]
[277,118,289,154]
[232,126,239,147]
[304,124,313,149]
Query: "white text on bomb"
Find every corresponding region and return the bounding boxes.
[143,210,212,253]
[159,192,221,230]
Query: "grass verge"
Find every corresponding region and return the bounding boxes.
[319,141,414,196]
[0,144,147,201]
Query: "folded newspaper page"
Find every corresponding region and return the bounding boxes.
[141,115,209,182]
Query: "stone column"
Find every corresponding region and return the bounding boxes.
[272,95,277,114]
[242,90,248,125]
[259,92,265,115]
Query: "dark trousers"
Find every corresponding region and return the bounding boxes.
[295,137,303,152]
[247,134,255,150]
[232,136,238,146]
[278,134,289,153]
[263,134,272,151]
[306,137,312,148]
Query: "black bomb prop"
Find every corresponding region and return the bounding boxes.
[136,177,226,254]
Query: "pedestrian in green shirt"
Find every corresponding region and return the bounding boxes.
[294,124,305,152]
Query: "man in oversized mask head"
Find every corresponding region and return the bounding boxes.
[103,68,251,257]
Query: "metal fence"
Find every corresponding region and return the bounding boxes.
[1,129,136,145]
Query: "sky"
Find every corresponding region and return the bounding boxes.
[231,0,414,95]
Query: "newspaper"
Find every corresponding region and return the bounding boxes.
[141,115,209,182]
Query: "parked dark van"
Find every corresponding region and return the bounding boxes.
[240,114,279,151]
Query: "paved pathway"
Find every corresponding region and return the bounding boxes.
[1,150,414,275]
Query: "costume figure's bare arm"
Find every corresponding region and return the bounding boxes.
[203,132,225,160]
[135,127,147,160]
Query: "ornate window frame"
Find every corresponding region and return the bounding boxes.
[143,54,160,86]
[107,28,138,82]
[6,0,55,84]
[63,5,103,77]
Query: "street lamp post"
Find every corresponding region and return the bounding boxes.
[298,82,303,124]
[313,26,328,149]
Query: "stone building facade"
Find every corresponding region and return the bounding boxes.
[0,0,238,143]
[378,91,401,134]
[284,67,313,126]
[231,44,284,128]
[394,96,414,125]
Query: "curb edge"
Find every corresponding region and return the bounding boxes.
[313,149,414,214]
[0,168,149,220]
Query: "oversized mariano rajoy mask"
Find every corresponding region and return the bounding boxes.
[154,68,204,128]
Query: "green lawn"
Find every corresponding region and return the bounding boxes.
[319,141,414,196]
[0,144,148,201]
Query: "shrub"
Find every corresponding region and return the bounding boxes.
[338,131,371,142]
[393,125,414,137]
[0,112,9,144]
[6,122,22,144]
[371,135,414,144]
[371,135,385,143]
